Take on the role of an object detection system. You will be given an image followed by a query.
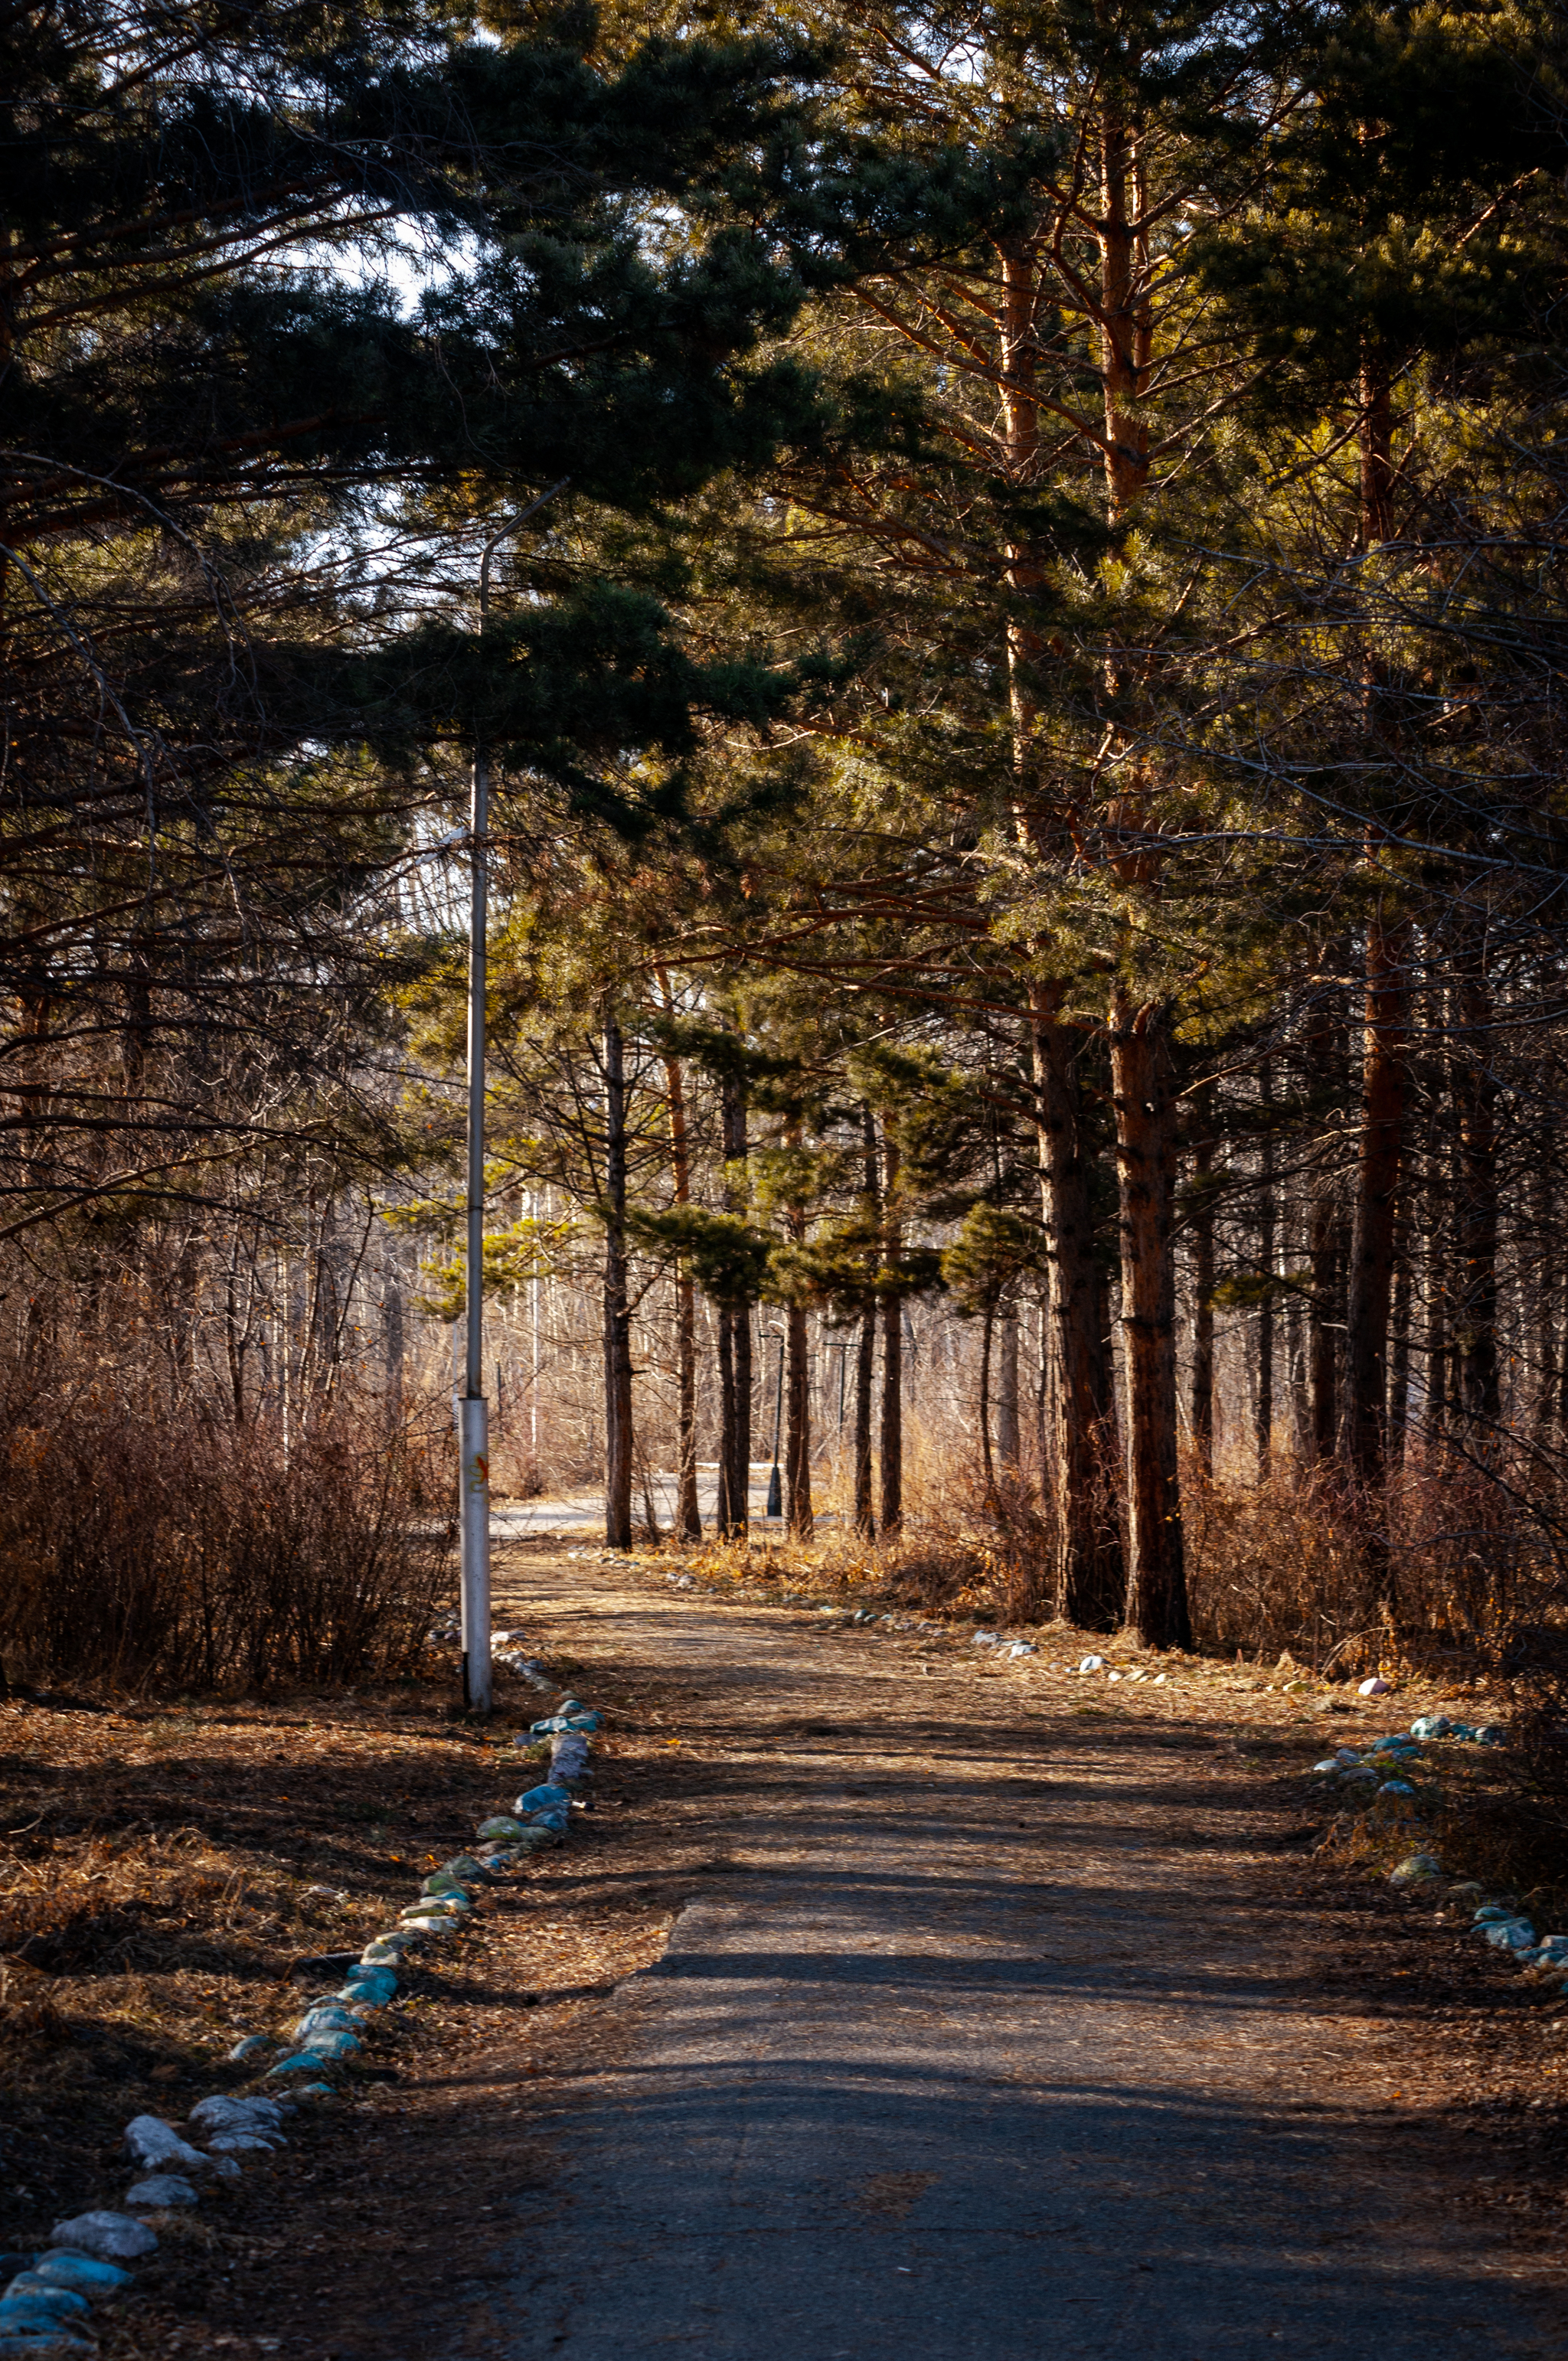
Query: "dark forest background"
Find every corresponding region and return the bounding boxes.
[4,0,1568,1714]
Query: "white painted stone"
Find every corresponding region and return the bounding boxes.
[124,2118,208,2173]
[47,2214,157,2262]
[124,2176,199,2209]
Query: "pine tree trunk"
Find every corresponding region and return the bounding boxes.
[1256,1063,1276,1484]
[1388,1195,1413,1464]
[1531,1141,1557,1445]
[1189,1089,1215,1480]
[1424,1153,1450,1448]
[1359,345,1395,548]
[1345,906,1410,1601]
[1031,988,1122,1628]
[995,1311,1021,1472]
[854,1102,878,1536]
[1285,1265,1308,1461]
[603,1007,634,1551]
[781,1125,813,1536]
[1110,984,1190,1649]
[879,1131,903,1536]
[384,1273,404,1425]
[659,1024,702,1541]
[784,1300,812,1537]
[1034,1297,1050,1481]
[224,1254,247,1425]
[716,1309,737,1535]
[1305,988,1349,1462]
[723,1068,752,1537]
[854,1306,876,1536]
[733,1303,753,1532]
[1454,942,1501,1429]
[1345,909,1410,1487]
[1308,1196,1340,1463]
[978,1302,995,1498]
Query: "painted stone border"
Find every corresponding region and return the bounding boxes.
[0,1671,608,2353]
[1305,1716,1568,2000]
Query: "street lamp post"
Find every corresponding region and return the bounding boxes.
[452,485,565,1715]
[456,533,505,1719]
[456,712,492,1716]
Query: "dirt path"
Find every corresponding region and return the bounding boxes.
[173,1549,1563,2361]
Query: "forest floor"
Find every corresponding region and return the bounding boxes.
[2,1541,1567,2357]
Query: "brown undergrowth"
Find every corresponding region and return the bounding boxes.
[0,1381,452,1694]
[2,1532,1563,2356]
[0,1657,534,2251]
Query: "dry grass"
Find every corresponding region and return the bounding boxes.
[3,1525,1560,2355]
[0,1651,547,2250]
[1178,1448,1556,1676]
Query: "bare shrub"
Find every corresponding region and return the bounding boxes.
[1181,1459,1375,1668]
[796,1430,1057,1620]
[0,1386,451,1693]
[1491,1618,1568,1898]
[1181,1443,1565,1674]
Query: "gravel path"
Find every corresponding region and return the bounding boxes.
[443,1559,1559,2361]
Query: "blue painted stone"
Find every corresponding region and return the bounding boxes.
[294,2007,360,2038]
[300,2028,361,2059]
[514,1785,572,1814]
[4,2285,89,2318]
[33,2256,132,2297]
[0,2287,91,2322]
[46,2215,155,2264]
[360,1935,418,1964]
[124,2175,200,2208]
[339,1966,397,2000]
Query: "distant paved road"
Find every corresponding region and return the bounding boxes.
[493,1469,807,1540]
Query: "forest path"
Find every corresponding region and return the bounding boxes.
[430,1551,1558,2361]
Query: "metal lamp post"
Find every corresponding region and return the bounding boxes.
[455,532,505,1719]
[456,714,492,1716]
[452,485,565,1714]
